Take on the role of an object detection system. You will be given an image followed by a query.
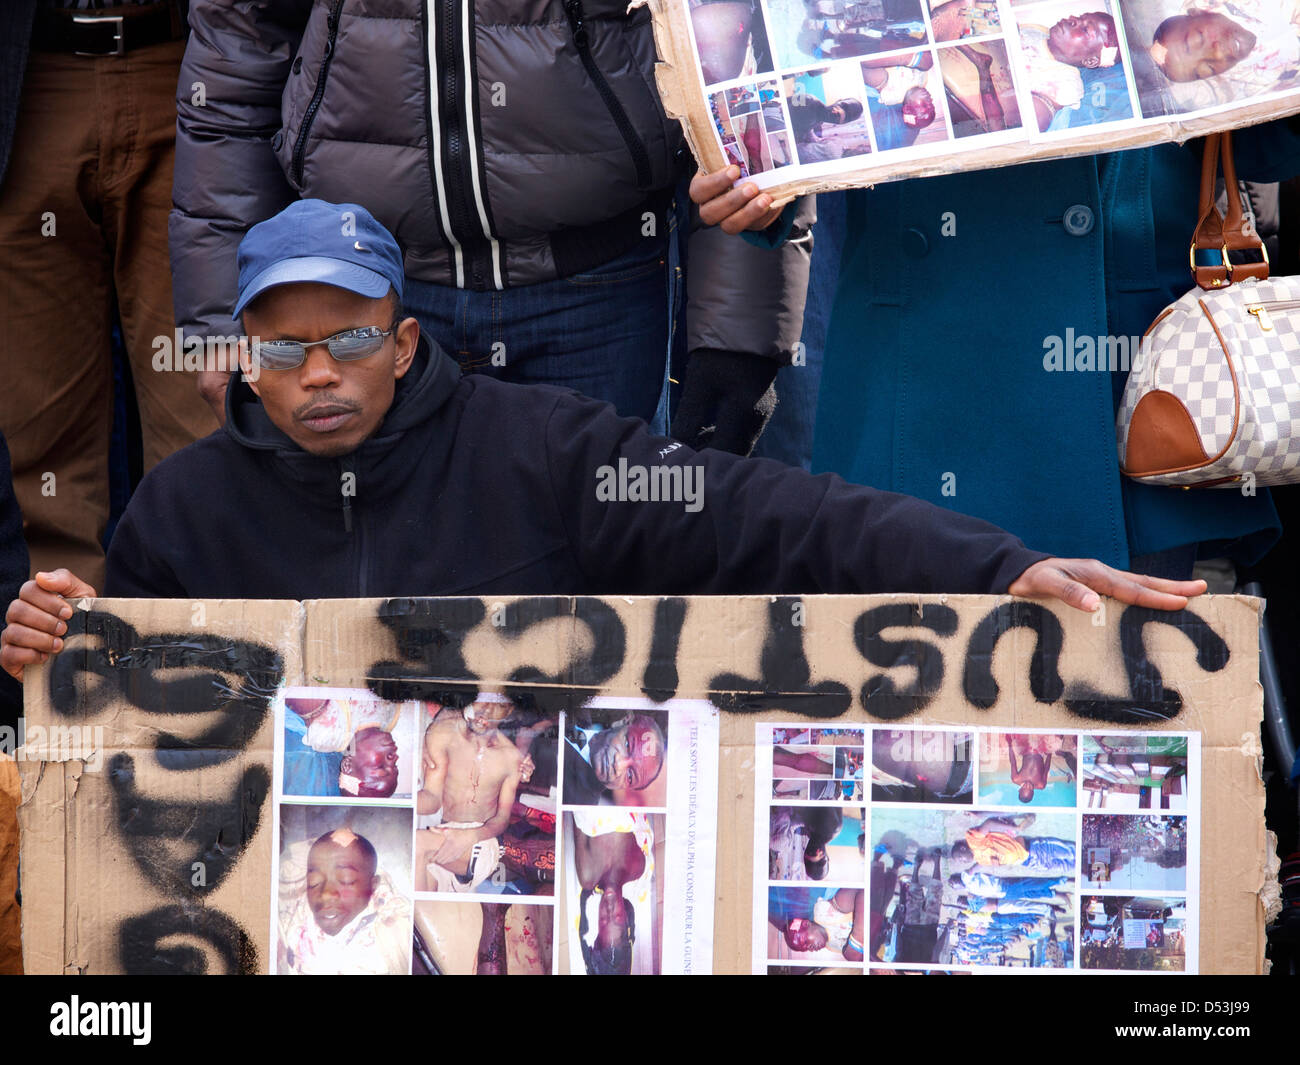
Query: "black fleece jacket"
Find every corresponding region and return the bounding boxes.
[104,336,1047,600]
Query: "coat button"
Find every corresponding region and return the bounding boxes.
[1062,204,1095,236]
[293,56,303,74]
[272,131,284,151]
[902,227,929,258]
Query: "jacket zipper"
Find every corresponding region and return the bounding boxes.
[339,456,368,595]
[292,0,346,187]
[356,506,369,597]
[431,0,492,289]
[563,0,652,190]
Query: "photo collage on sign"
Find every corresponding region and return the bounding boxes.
[685,0,1029,181]
[681,0,1299,183]
[271,688,716,975]
[753,724,1198,974]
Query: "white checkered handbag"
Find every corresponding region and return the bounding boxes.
[1117,131,1300,488]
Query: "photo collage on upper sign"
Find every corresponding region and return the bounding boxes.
[753,724,1199,974]
[685,0,1031,181]
[680,0,1300,188]
[271,688,718,975]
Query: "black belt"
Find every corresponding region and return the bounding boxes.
[32,3,185,57]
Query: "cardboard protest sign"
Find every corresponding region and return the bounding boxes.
[647,0,1300,199]
[18,593,1267,974]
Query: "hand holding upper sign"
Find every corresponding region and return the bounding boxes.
[690,166,785,235]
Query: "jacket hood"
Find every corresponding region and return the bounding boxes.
[224,330,461,457]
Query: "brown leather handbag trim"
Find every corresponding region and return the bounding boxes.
[1142,306,1175,338]
[1121,300,1241,476]
[1191,131,1270,290]
[1122,391,1210,474]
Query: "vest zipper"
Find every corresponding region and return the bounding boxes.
[428,0,493,289]
[563,0,652,190]
[292,0,346,187]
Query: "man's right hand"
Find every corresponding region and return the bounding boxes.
[1,569,97,682]
[690,166,786,234]
[198,369,230,426]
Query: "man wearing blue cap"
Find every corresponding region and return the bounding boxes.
[1,199,1206,677]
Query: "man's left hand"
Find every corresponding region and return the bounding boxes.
[430,827,478,867]
[690,167,785,234]
[1009,558,1207,613]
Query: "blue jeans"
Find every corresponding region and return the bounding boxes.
[403,230,676,428]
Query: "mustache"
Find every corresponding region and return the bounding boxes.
[294,398,363,419]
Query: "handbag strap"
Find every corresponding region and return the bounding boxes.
[1190,129,1270,289]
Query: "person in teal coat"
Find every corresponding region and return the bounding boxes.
[695,119,1300,573]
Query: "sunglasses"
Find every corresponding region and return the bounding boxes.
[252,323,399,371]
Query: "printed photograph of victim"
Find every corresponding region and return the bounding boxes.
[565,810,665,975]
[277,809,413,976]
[415,692,541,893]
[281,691,418,800]
[539,707,669,808]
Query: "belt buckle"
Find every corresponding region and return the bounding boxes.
[72,13,126,57]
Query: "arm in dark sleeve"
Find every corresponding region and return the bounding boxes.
[545,393,1049,596]
[687,195,815,362]
[170,0,313,342]
[674,197,817,453]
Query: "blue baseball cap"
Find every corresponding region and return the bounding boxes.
[233,199,405,317]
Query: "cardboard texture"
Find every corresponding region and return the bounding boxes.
[646,0,1300,202]
[20,593,1265,973]
[19,599,303,975]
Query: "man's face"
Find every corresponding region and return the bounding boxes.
[241,282,418,458]
[343,728,399,798]
[785,917,829,952]
[464,699,515,735]
[1156,12,1255,81]
[596,890,630,953]
[902,86,935,128]
[306,839,378,935]
[588,718,663,791]
[1048,13,1114,67]
[829,102,847,122]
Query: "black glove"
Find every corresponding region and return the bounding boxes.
[670,349,778,456]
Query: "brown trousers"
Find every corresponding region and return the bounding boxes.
[0,39,219,593]
[0,39,220,975]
